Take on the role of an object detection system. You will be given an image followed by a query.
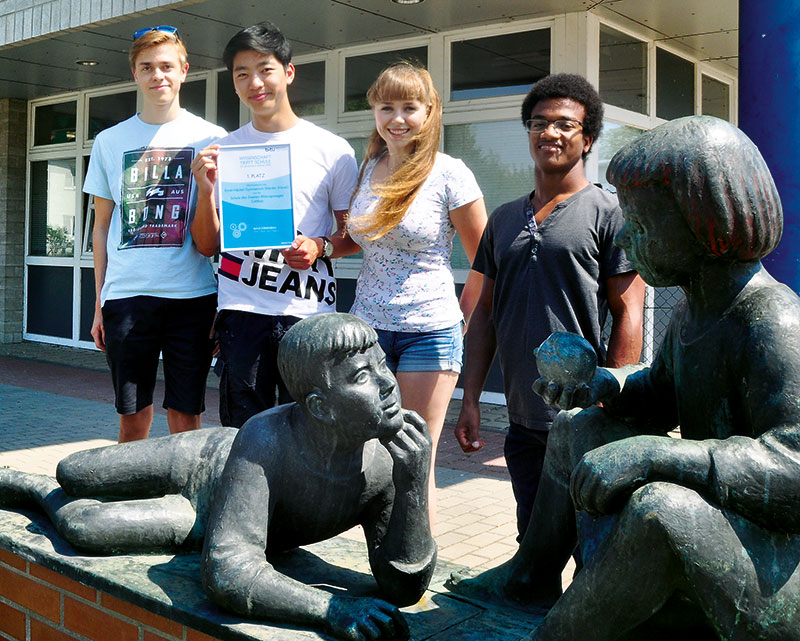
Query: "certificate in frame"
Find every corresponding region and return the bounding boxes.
[217,143,295,251]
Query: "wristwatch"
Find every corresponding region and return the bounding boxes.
[320,236,334,258]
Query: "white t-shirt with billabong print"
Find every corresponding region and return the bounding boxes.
[83,109,226,305]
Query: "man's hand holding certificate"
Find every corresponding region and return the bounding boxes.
[217,143,295,251]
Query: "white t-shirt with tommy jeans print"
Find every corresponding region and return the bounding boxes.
[215,120,358,318]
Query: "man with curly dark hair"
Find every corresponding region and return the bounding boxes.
[455,73,645,540]
[520,73,605,160]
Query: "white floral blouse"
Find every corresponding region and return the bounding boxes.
[348,152,483,332]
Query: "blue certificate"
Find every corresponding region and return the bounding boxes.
[217,143,295,251]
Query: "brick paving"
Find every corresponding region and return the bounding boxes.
[0,341,575,583]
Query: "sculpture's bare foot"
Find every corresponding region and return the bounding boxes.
[446,558,559,614]
[0,467,59,507]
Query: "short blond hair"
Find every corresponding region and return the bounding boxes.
[129,30,188,69]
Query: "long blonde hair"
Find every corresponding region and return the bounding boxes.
[349,63,443,240]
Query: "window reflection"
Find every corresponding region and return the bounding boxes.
[702,75,730,120]
[450,30,550,101]
[29,159,77,257]
[290,61,326,117]
[445,121,534,269]
[656,49,694,120]
[599,26,647,114]
[88,92,136,139]
[34,101,77,145]
[181,79,207,119]
[216,69,240,131]
[344,47,428,112]
[81,157,94,255]
[596,121,644,191]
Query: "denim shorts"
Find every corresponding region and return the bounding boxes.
[374,322,463,373]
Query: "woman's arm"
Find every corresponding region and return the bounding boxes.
[450,198,488,326]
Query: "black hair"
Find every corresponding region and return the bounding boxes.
[521,73,604,157]
[223,21,292,72]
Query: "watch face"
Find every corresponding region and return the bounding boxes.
[323,237,333,257]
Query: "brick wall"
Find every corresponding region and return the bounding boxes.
[0,548,219,641]
[0,98,26,344]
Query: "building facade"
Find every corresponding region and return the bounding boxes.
[0,0,739,397]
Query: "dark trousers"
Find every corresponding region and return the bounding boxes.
[504,422,550,541]
[216,310,300,428]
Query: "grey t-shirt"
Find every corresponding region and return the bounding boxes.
[473,184,634,430]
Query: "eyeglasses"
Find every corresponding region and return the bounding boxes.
[133,25,180,41]
[524,118,584,134]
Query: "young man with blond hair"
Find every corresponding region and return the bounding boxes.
[84,26,226,442]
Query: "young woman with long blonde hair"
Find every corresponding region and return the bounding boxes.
[347,63,488,520]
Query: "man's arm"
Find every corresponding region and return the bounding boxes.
[90,197,114,351]
[364,411,437,605]
[282,209,361,270]
[190,144,221,257]
[605,272,645,367]
[454,275,497,452]
[203,434,406,641]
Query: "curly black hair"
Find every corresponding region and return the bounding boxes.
[521,73,604,157]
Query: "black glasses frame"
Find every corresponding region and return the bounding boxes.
[524,118,584,134]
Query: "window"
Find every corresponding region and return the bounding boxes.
[290,61,326,116]
[33,101,77,146]
[445,120,533,214]
[181,79,207,119]
[335,136,369,267]
[88,91,136,140]
[445,121,534,269]
[81,157,94,255]
[702,75,730,120]
[346,137,369,166]
[599,26,647,114]
[344,47,428,111]
[216,70,240,131]
[450,29,550,101]
[656,49,694,120]
[595,121,644,191]
[29,159,77,257]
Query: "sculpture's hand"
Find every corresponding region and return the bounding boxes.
[326,596,409,641]
[383,410,431,486]
[569,440,652,517]
[532,367,619,410]
[532,377,596,409]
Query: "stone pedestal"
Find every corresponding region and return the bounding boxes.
[0,508,541,641]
